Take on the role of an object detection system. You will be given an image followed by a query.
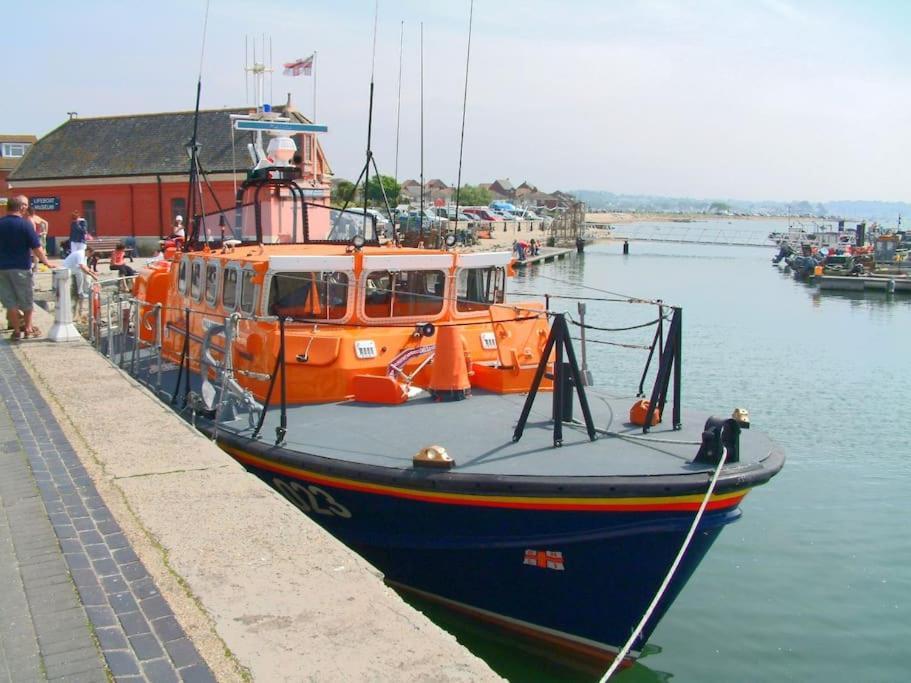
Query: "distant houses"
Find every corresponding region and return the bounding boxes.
[391,176,574,210]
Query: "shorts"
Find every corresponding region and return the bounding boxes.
[0,269,35,311]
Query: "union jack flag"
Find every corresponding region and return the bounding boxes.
[283,54,314,77]
[523,549,565,571]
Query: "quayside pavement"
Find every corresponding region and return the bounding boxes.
[0,297,500,681]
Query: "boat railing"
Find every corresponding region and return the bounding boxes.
[86,283,686,445]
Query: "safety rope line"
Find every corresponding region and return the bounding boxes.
[599,448,728,681]
[568,314,669,333]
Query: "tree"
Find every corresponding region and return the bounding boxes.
[708,201,731,214]
[453,184,492,207]
[365,175,401,206]
[332,180,358,205]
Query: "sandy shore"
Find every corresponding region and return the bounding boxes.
[585,212,788,225]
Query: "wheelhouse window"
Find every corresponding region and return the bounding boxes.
[204,262,219,306]
[190,260,202,300]
[177,257,188,295]
[268,271,350,320]
[222,267,239,310]
[364,270,445,319]
[456,267,506,312]
[240,270,257,314]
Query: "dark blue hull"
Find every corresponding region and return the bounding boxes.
[239,458,740,660]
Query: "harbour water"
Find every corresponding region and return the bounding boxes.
[406,220,911,681]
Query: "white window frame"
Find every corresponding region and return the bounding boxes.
[264,269,355,323]
[358,269,449,323]
[222,263,240,311]
[204,260,221,307]
[177,256,189,295]
[1,142,28,158]
[239,266,259,315]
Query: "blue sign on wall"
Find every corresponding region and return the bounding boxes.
[30,197,60,211]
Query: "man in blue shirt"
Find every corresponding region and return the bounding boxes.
[0,196,51,339]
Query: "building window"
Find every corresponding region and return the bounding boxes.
[170,198,186,223]
[82,200,97,235]
[1,142,29,158]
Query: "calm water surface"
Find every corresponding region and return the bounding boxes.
[408,220,911,682]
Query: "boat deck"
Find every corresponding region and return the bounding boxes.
[214,387,779,483]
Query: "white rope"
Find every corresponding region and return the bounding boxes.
[600,447,728,681]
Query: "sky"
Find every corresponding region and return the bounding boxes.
[5,0,909,202]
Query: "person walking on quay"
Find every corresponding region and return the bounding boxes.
[62,244,98,318]
[69,210,88,255]
[0,195,52,340]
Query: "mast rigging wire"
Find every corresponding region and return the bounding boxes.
[453,0,475,225]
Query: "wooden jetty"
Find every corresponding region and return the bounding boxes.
[513,247,574,267]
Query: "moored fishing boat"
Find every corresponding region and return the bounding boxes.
[120,103,784,669]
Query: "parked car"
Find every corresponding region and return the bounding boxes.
[463,207,502,222]
[512,208,542,221]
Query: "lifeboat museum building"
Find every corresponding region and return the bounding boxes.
[8,104,331,255]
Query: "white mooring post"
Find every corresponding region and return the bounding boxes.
[47,268,82,342]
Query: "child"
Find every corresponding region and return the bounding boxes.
[110,242,137,278]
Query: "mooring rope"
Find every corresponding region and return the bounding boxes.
[599,447,728,681]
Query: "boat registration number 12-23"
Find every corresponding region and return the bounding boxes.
[271,478,353,519]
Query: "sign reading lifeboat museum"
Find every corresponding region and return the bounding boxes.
[30,197,60,211]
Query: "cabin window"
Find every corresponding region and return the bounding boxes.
[204,262,220,306]
[190,260,202,300]
[222,267,239,310]
[364,270,445,319]
[268,271,350,319]
[177,258,188,295]
[240,270,257,314]
[456,267,506,312]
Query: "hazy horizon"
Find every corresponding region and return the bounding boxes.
[6,1,908,203]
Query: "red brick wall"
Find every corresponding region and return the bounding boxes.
[11,180,238,239]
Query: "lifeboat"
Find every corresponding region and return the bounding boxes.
[130,126,783,670]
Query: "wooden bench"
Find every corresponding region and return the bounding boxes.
[85,238,135,271]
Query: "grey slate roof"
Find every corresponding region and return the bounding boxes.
[10,107,310,181]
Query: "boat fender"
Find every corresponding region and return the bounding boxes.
[629,399,660,426]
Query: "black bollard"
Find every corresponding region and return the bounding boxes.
[622,240,629,255]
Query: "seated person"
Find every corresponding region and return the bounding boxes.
[110,242,137,277]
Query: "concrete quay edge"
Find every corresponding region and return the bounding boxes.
[13,304,502,682]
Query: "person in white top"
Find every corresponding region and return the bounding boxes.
[62,245,99,317]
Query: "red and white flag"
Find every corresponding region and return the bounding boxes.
[523,549,565,571]
[283,54,314,77]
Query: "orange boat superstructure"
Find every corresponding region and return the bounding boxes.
[134,236,552,406]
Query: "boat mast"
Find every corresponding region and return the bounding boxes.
[419,21,424,243]
[185,0,212,250]
[394,20,404,185]
[364,0,380,232]
[453,0,475,226]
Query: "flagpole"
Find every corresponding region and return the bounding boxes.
[313,51,318,122]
